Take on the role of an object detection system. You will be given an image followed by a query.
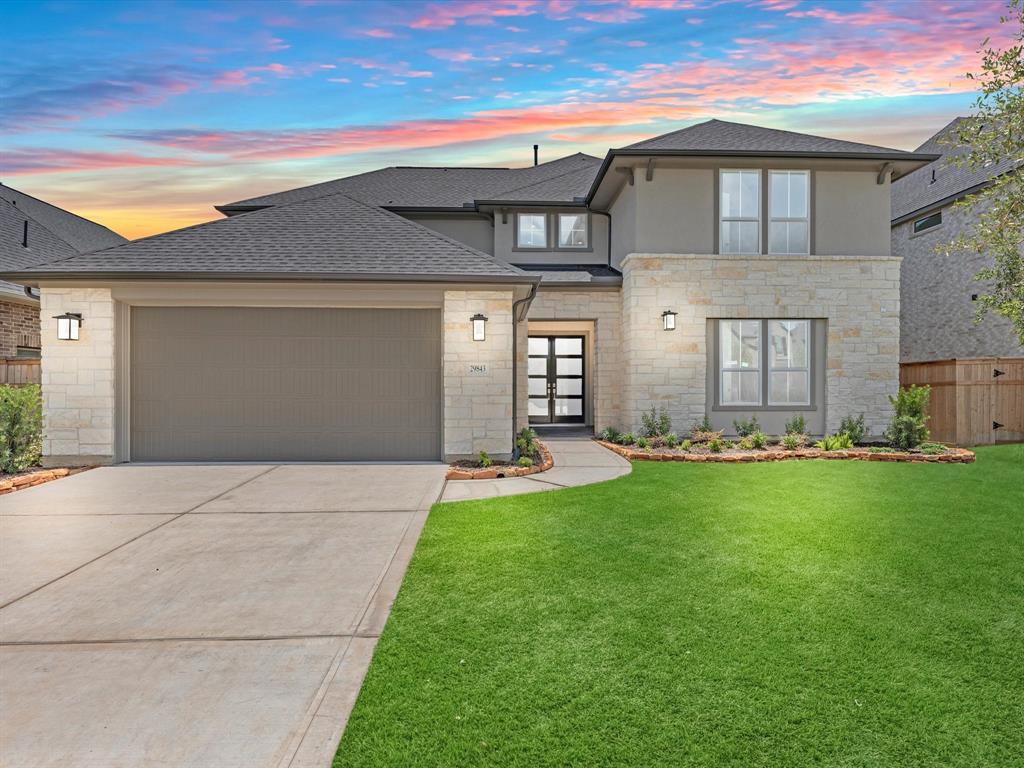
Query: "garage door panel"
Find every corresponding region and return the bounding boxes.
[130,307,442,462]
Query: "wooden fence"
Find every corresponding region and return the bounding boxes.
[0,359,41,386]
[900,357,1024,445]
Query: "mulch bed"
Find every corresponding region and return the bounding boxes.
[596,440,976,464]
[0,466,94,495]
[446,442,554,480]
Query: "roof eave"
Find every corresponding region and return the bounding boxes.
[475,199,587,208]
[1,270,541,287]
[891,179,994,225]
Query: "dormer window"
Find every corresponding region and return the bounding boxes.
[558,213,588,249]
[516,213,547,248]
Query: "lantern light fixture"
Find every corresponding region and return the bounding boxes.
[471,313,488,341]
[661,309,677,331]
[54,312,83,341]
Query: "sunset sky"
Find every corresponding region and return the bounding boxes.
[2,0,1011,239]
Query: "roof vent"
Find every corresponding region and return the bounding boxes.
[930,168,936,184]
[533,144,539,166]
[21,220,28,248]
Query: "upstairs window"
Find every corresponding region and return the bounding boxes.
[912,211,942,234]
[516,213,547,248]
[558,213,588,248]
[720,170,760,254]
[768,170,809,255]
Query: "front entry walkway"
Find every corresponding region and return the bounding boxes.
[0,463,446,768]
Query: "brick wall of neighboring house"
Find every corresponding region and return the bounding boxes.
[0,299,41,358]
[893,201,1024,362]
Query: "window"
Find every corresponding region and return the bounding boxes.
[720,320,762,405]
[768,171,809,254]
[768,320,809,405]
[558,213,588,248]
[720,170,760,254]
[517,213,547,248]
[912,211,942,234]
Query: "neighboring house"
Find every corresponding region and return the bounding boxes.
[2,119,936,466]
[891,117,1022,363]
[0,184,126,380]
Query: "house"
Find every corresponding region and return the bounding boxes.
[0,184,126,382]
[891,118,1023,444]
[1,119,936,466]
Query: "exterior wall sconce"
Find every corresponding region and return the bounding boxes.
[54,312,83,341]
[471,313,488,341]
[661,310,677,331]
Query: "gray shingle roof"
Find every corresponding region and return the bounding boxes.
[221,153,601,211]
[3,192,531,282]
[481,164,598,203]
[0,184,126,253]
[891,117,1020,222]
[0,197,80,301]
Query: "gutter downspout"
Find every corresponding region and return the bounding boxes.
[592,209,612,268]
[23,286,40,301]
[511,280,539,459]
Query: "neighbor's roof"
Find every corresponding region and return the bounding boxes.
[219,153,602,212]
[0,183,126,253]
[2,192,532,283]
[891,117,1021,223]
[0,198,79,300]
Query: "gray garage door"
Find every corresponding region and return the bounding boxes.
[131,307,442,462]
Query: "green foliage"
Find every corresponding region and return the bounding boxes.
[640,405,673,437]
[692,415,714,434]
[515,427,538,457]
[781,433,806,451]
[737,435,754,450]
[814,433,854,451]
[664,432,679,448]
[679,439,692,452]
[784,414,806,435]
[919,442,948,455]
[477,451,493,468]
[732,415,761,437]
[708,437,724,453]
[600,427,621,443]
[885,385,931,450]
[939,1,1024,346]
[867,446,893,454]
[0,385,42,474]
[636,437,651,449]
[617,432,637,446]
[838,413,867,445]
[517,456,535,467]
[750,430,769,450]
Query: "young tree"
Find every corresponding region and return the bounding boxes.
[941,0,1024,345]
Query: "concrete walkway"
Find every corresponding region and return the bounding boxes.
[441,437,631,502]
[0,463,447,768]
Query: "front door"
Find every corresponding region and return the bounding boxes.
[527,336,585,424]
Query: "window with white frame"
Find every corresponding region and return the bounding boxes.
[517,213,547,248]
[768,171,809,255]
[768,320,810,405]
[720,319,762,405]
[720,170,761,254]
[558,213,588,248]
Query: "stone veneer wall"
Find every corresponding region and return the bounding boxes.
[443,289,514,460]
[620,253,901,437]
[0,299,40,357]
[38,288,116,465]
[522,289,623,433]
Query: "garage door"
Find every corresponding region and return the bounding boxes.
[130,307,442,462]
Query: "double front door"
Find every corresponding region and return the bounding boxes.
[528,336,585,424]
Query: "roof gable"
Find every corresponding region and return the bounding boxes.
[0,184,127,253]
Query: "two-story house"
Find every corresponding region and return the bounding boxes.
[2,120,935,465]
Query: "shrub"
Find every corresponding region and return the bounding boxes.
[692,415,714,434]
[733,415,760,437]
[664,432,679,448]
[636,436,651,449]
[918,442,947,455]
[0,385,42,474]
[517,456,534,467]
[690,428,724,444]
[640,405,673,437]
[750,430,769,450]
[867,446,892,453]
[708,437,724,453]
[617,432,637,446]
[838,413,867,445]
[784,414,806,435]
[781,433,806,451]
[478,451,493,468]
[737,435,754,450]
[679,439,692,451]
[814,433,854,451]
[515,427,538,457]
[885,385,931,450]
[600,427,621,443]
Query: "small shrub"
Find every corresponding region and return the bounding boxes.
[691,429,724,444]
[600,427,621,443]
[814,433,854,451]
[838,413,867,445]
[515,427,538,457]
[784,414,806,435]
[664,432,679,448]
[918,442,947,455]
[733,415,761,437]
[0,385,42,474]
[781,433,806,451]
[867,446,892,453]
[708,437,724,453]
[657,407,672,437]
[478,451,493,468]
[636,436,651,449]
[750,430,769,450]
[885,385,931,450]
[641,405,673,437]
[737,435,754,450]
[679,439,692,451]
[692,415,714,434]
[517,456,534,467]
[617,432,637,446]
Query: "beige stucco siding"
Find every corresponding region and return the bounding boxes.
[636,168,715,256]
[404,214,495,256]
[815,171,891,256]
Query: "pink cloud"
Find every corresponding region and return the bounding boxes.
[341,57,432,77]
[406,0,540,29]
[362,28,396,38]
[2,149,194,175]
[426,48,501,62]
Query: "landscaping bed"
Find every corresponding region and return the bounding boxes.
[447,440,553,480]
[0,466,93,495]
[597,439,975,464]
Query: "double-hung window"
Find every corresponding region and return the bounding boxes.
[768,320,810,405]
[719,319,812,407]
[517,213,547,248]
[720,320,762,405]
[719,170,761,254]
[768,171,809,255]
[558,213,588,248]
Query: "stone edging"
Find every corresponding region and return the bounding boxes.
[0,466,94,495]
[446,442,554,480]
[596,440,976,464]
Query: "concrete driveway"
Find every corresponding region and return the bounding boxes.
[0,463,446,768]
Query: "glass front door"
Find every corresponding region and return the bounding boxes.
[528,336,585,424]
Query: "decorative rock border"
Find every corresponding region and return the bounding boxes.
[596,440,975,464]
[446,442,554,480]
[0,466,94,495]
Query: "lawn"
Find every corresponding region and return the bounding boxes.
[335,445,1024,767]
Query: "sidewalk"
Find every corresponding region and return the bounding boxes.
[440,438,631,502]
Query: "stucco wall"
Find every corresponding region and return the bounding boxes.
[0,299,39,357]
[636,168,715,255]
[620,253,901,438]
[404,214,495,256]
[609,183,637,268]
[815,171,891,256]
[39,287,116,465]
[443,289,514,459]
[893,201,1024,362]
[493,210,609,265]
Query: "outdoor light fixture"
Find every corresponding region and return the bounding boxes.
[54,312,83,341]
[471,313,488,341]
[662,310,677,331]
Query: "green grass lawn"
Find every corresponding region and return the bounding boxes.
[335,446,1024,767]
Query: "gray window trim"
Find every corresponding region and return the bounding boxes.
[512,210,594,253]
[766,319,811,406]
[514,212,549,249]
[556,212,591,250]
[767,170,811,256]
[714,168,816,255]
[910,210,943,237]
[717,169,761,255]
